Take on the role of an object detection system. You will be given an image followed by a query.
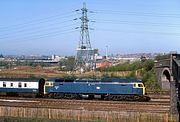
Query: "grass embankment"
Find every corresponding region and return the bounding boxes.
[0,114,178,122]
[0,116,103,122]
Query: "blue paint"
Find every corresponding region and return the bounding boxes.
[0,88,38,93]
[45,78,144,95]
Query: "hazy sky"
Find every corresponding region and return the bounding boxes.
[0,0,180,56]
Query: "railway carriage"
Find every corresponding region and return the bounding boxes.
[0,78,45,97]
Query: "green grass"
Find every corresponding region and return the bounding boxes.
[0,115,178,122]
[0,116,105,122]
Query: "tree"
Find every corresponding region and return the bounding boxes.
[143,59,154,71]
[59,56,75,71]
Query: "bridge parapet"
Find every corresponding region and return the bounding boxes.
[155,59,171,90]
[155,59,170,68]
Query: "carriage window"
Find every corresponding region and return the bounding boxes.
[10,83,13,87]
[3,82,6,87]
[24,83,27,87]
[18,82,22,88]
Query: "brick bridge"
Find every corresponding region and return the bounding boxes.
[155,53,180,115]
[155,59,171,90]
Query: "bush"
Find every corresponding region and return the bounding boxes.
[97,59,161,91]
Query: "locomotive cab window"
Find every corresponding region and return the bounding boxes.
[3,82,6,87]
[133,83,144,88]
[45,82,53,86]
[138,83,143,88]
[50,82,53,86]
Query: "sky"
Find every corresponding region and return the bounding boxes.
[0,0,180,56]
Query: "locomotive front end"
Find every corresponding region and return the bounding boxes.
[133,82,151,101]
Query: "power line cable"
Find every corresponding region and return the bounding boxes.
[0,11,79,30]
[0,28,77,40]
[16,30,77,43]
[95,28,180,36]
[93,19,180,27]
[91,9,180,18]
[0,29,77,43]
[0,22,77,37]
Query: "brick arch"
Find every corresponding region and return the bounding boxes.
[160,68,171,90]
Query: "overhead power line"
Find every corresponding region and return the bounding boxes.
[0,9,82,43]
[91,9,180,18]
[0,22,77,37]
[16,30,77,43]
[95,28,180,36]
[94,19,180,27]
[0,28,77,40]
[0,11,79,30]
[0,30,77,43]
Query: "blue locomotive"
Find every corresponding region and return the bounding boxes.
[44,78,150,101]
[0,78,150,101]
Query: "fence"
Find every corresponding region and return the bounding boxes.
[0,106,178,122]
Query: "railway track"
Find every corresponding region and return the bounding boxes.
[0,93,170,113]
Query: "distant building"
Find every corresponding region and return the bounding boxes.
[51,55,64,62]
[94,54,103,60]
[96,60,112,68]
